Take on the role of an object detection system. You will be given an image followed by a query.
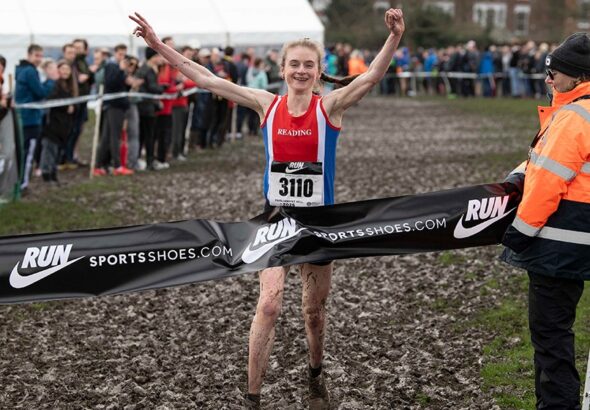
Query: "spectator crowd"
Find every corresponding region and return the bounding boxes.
[0,37,557,193]
[326,39,555,99]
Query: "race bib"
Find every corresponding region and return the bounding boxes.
[268,161,323,207]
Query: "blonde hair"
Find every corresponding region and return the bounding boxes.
[40,58,55,70]
[279,38,359,87]
[279,38,325,71]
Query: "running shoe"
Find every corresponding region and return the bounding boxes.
[243,394,260,410]
[152,160,168,171]
[309,368,330,410]
[113,166,134,176]
[137,158,147,171]
[92,168,107,177]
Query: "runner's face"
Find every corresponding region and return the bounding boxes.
[282,46,320,93]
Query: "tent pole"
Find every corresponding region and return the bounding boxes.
[583,347,590,410]
[90,85,104,179]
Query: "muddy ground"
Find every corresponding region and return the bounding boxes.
[0,97,529,409]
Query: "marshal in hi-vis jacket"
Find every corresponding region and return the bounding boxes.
[502,82,590,279]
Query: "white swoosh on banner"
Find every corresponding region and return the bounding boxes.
[9,256,85,289]
[242,228,306,264]
[453,208,516,239]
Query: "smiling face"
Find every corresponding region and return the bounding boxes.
[281,45,321,94]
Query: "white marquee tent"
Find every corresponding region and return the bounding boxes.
[0,0,323,80]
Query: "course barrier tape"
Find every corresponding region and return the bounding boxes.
[14,81,283,110]
[0,182,519,304]
[388,72,547,80]
[14,69,544,110]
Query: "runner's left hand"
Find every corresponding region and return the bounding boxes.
[385,9,404,36]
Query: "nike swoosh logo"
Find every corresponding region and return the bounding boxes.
[242,228,306,264]
[285,167,303,174]
[453,207,516,239]
[9,256,85,289]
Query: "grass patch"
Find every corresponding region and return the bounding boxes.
[416,392,432,405]
[0,178,128,236]
[476,274,535,409]
[431,297,461,313]
[475,273,590,409]
[438,251,466,266]
[435,97,590,408]
[435,97,542,119]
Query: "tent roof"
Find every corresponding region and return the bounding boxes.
[1,0,323,81]
[1,0,323,48]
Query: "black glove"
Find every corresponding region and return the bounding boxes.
[502,225,534,254]
[502,172,524,203]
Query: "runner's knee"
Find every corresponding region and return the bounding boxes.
[257,295,283,322]
[302,305,325,330]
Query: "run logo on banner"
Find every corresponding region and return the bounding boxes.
[9,244,84,289]
[453,196,516,239]
[241,218,306,264]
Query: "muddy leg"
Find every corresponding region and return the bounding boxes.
[248,266,288,394]
[301,263,332,367]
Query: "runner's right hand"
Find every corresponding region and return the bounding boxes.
[129,12,161,49]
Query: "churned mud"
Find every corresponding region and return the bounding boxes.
[0,97,528,409]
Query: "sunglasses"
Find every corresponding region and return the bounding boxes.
[546,68,556,80]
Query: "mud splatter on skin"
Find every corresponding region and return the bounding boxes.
[0,97,522,408]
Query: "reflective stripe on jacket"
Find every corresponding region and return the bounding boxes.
[502,82,590,279]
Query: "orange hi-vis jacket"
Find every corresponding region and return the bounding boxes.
[502,82,590,278]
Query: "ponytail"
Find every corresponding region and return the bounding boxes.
[320,72,360,87]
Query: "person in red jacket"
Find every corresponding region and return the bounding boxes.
[171,46,197,161]
[153,42,180,171]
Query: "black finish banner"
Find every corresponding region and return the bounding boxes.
[0,183,518,304]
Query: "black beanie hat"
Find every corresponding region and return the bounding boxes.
[145,47,158,61]
[546,32,590,78]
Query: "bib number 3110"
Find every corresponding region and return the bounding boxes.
[269,161,323,207]
[278,177,314,197]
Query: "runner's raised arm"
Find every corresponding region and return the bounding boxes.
[129,12,274,116]
[323,9,404,125]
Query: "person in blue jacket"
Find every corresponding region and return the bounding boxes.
[15,44,57,191]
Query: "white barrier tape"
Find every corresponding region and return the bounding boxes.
[18,70,538,110]
[16,87,203,109]
[16,80,284,110]
[387,72,546,80]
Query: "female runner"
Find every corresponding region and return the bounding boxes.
[130,9,405,409]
